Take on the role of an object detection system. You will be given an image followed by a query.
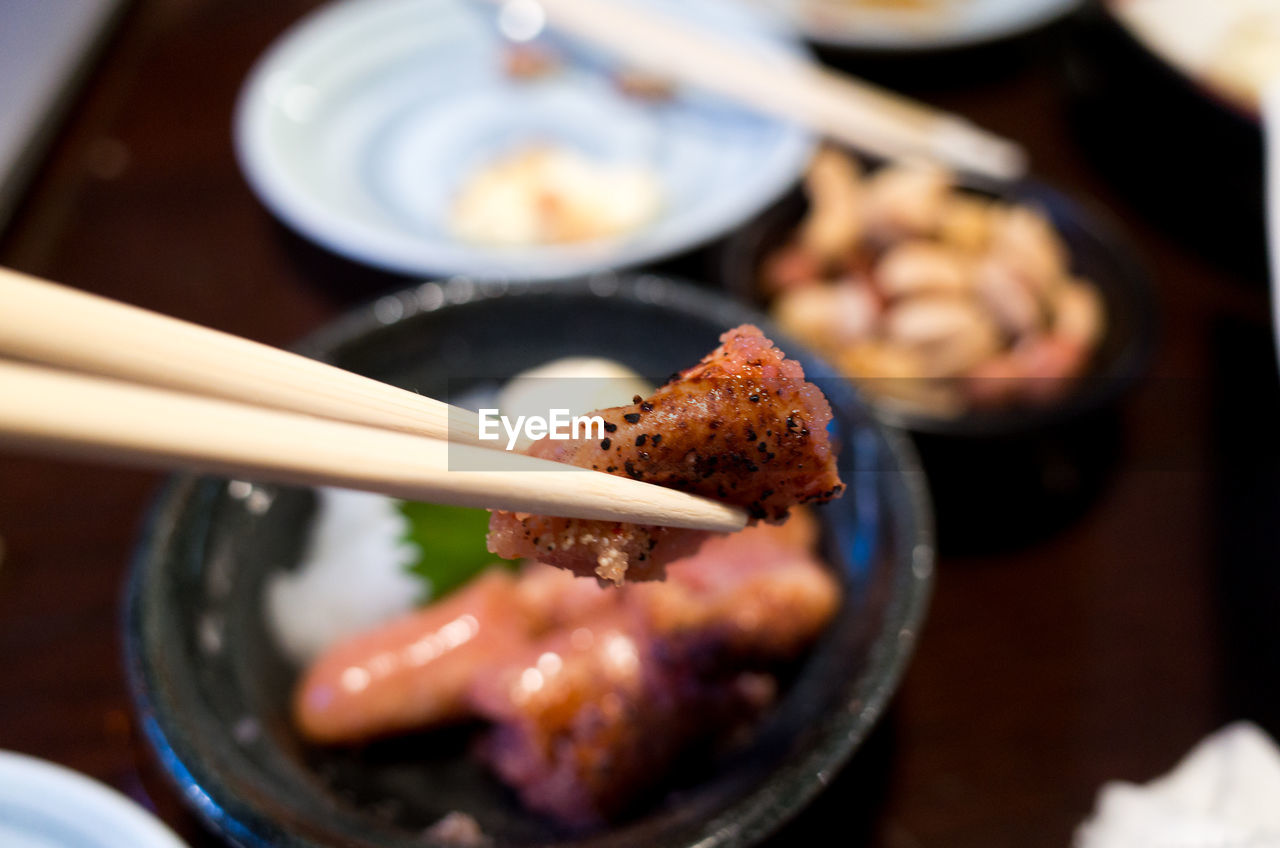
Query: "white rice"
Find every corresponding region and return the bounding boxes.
[265,487,421,666]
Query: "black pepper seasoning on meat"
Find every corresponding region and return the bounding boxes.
[600,438,612,450]
[623,413,640,424]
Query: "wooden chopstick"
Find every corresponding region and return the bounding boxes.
[0,361,748,532]
[0,266,484,446]
[509,0,1027,180]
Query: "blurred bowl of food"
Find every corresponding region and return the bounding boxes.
[124,275,933,847]
[233,0,812,281]
[719,149,1155,547]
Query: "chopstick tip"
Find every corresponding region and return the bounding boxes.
[933,118,1029,182]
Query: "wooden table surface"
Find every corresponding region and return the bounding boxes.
[3,3,1277,846]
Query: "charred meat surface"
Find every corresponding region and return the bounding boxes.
[469,608,772,828]
[487,325,845,583]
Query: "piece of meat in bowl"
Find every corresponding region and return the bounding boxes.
[469,516,838,827]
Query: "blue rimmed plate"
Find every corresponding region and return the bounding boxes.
[234,0,812,279]
[0,751,188,848]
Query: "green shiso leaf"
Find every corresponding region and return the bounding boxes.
[396,501,512,603]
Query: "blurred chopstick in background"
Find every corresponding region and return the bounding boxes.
[498,0,1028,181]
[0,267,748,533]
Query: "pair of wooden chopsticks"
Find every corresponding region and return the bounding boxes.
[494,0,1027,181]
[0,266,747,533]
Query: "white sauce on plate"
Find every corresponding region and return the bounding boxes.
[451,147,662,246]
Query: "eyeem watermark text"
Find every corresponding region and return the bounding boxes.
[478,408,606,450]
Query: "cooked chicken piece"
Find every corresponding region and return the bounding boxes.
[938,194,995,254]
[293,570,532,744]
[883,296,1002,378]
[972,256,1044,339]
[987,205,1069,294]
[864,163,951,241]
[799,147,865,263]
[487,325,845,584]
[773,282,881,360]
[875,240,972,298]
[1052,279,1105,348]
[838,341,966,417]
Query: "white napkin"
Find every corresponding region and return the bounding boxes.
[1075,722,1280,847]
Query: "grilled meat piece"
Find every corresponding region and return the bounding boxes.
[487,325,845,583]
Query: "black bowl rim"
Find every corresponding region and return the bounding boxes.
[717,171,1159,438]
[123,272,935,848]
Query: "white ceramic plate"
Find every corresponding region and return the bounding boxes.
[0,750,188,848]
[234,0,812,279]
[756,0,1081,52]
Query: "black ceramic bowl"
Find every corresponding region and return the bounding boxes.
[720,182,1155,435]
[719,180,1155,548]
[124,275,933,848]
